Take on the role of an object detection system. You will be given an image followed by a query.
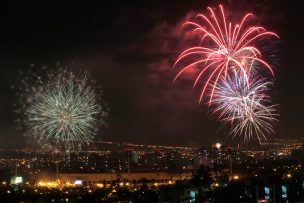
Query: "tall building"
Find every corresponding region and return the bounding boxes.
[132,151,138,164]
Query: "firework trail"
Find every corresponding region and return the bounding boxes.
[174,4,279,104]
[211,69,278,143]
[15,67,108,151]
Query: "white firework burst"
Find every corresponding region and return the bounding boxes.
[211,70,278,143]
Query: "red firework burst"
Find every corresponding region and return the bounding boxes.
[173,4,279,105]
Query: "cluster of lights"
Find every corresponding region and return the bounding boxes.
[34,179,175,190]
[233,175,240,180]
[37,181,59,188]
[96,183,104,188]
[37,180,77,188]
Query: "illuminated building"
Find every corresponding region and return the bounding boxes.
[57,171,192,187]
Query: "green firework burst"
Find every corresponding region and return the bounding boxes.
[21,68,107,150]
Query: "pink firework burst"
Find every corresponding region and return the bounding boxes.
[173,4,279,104]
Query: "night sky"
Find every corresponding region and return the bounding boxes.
[0,0,303,147]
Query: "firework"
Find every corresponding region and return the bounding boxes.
[211,70,278,143]
[16,67,107,150]
[174,4,279,104]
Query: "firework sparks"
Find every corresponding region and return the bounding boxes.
[211,70,278,143]
[16,67,107,150]
[174,4,279,104]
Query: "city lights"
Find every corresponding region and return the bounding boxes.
[233,175,240,180]
[96,183,104,188]
[1,140,303,202]
[37,181,59,188]
[215,143,222,149]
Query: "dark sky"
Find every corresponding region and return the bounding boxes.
[0,0,303,148]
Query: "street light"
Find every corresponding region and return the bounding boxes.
[215,143,221,149]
